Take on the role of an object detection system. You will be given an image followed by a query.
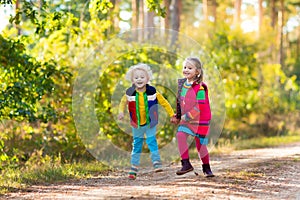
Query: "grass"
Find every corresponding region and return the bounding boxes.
[232,134,300,150]
[210,134,300,155]
[293,157,300,162]
[0,160,111,195]
[226,169,265,180]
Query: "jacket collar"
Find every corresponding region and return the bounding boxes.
[178,78,199,87]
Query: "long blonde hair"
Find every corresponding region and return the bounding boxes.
[183,57,203,84]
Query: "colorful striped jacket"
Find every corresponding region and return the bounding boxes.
[176,78,212,137]
[126,84,158,128]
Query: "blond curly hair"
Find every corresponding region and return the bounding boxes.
[125,63,154,82]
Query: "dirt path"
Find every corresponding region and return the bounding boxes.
[4,143,300,200]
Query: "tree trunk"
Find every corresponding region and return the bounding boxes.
[136,0,144,41]
[297,26,300,60]
[170,0,181,47]
[270,0,277,28]
[269,0,278,63]
[145,12,155,39]
[132,0,138,29]
[285,31,290,61]
[110,0,120,32]
[164,0,170,29]
[132,0,138,40]
[234,0,242,28]
[211,0,217,24]
[139,0,144,28]
[170,0,180,31]
[258,0,263,36]
[257,0,264,106]
[202,0,208,22]
[145,12,155,28]
[15,0,21,35]
[278,0,284,67]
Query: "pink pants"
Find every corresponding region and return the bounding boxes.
[176,131,209,164]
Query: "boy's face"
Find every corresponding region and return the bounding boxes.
[132,69,149,90]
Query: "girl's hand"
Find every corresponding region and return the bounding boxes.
[118,113,124,120]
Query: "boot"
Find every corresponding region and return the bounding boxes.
[202,164,215,177]
[176,159,194,175]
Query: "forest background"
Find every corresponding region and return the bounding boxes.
[0,0,300,192]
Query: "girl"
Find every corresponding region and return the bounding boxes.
[171,57,214,177]
[118,63,175,180]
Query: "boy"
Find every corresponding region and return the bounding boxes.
[118,63,175,180]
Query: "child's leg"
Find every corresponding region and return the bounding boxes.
[145,126,161,164]
[176,131,189,159]
[195,137,209,164]
[195,137,214,177]
[176,131,194,175]
[131,127,144,167]
[128,127,145,179]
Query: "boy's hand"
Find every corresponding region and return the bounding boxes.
[118,113,124,120]
[170,115,180,125]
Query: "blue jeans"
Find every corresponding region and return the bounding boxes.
[131,125,161,166]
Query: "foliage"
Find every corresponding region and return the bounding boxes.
[0,0,13,5]
[0,35,71,122]
[1,0,95,169]
[205,27,259,119]
[191,22,300,138]
[146,0,166,17]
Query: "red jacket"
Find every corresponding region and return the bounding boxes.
[176,78,211,136]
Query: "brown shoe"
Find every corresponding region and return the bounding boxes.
[202,164,215,177]
[176,159,194,175]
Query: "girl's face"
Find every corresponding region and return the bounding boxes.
[132,69,149,90]
[182,61,200,82]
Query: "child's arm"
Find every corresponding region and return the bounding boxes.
[156,92,175,117]
[118,94,127,120]
[182,86,205,121]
